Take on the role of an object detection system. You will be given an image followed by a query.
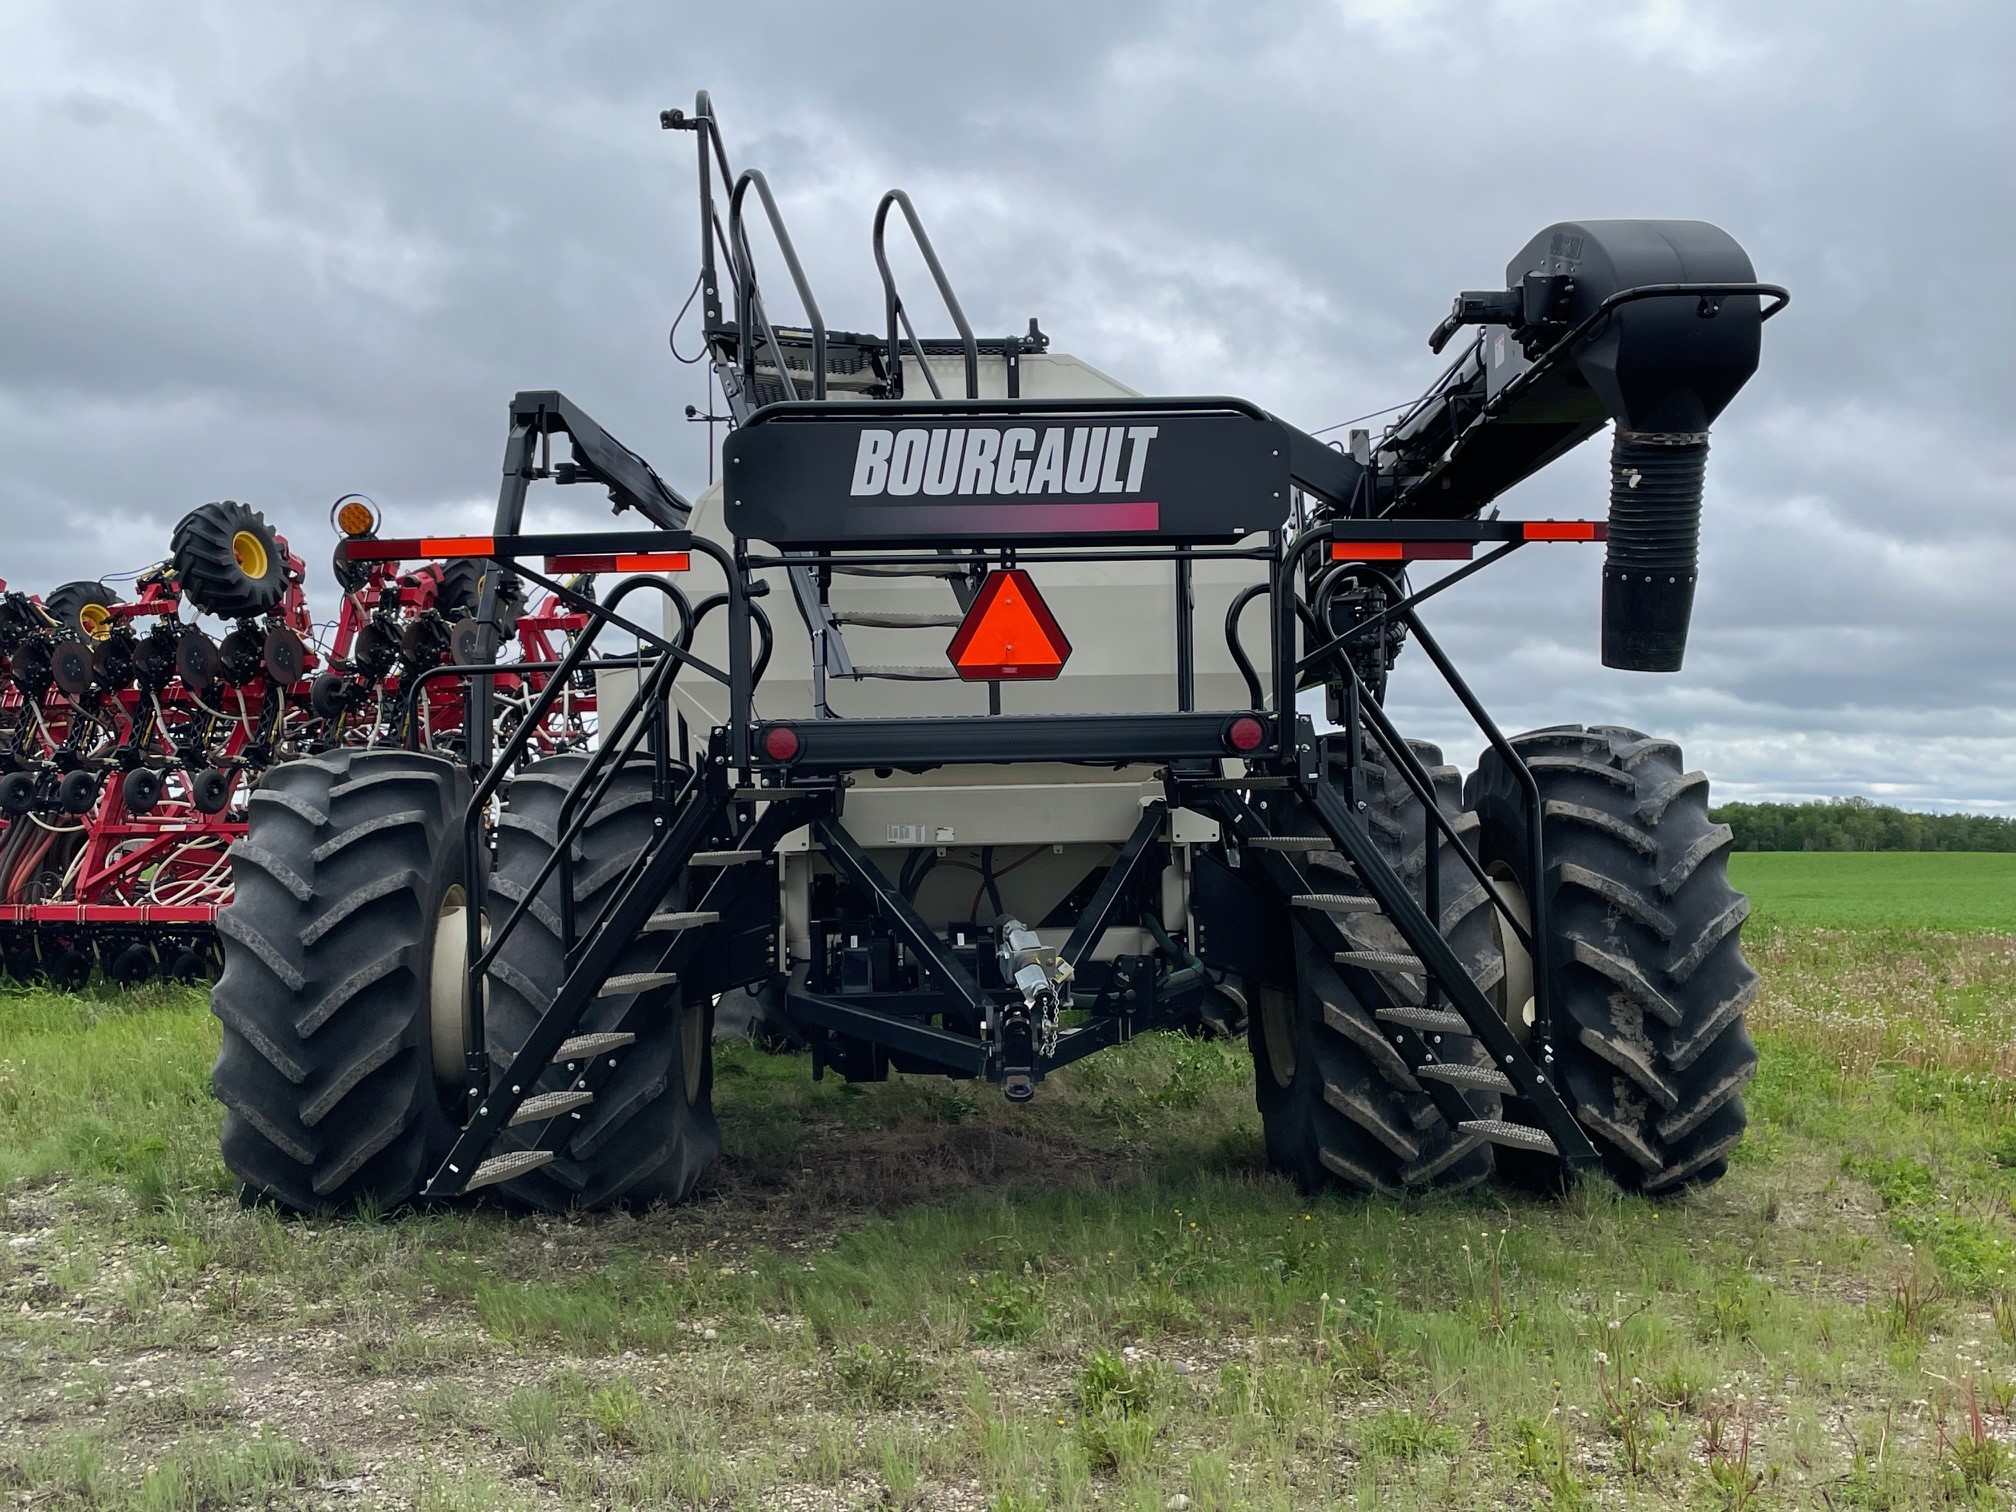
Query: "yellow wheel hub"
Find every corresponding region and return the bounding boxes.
[77,603,112,641]
[231,530,269,580]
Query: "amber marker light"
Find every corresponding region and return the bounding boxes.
[331,494,381,538]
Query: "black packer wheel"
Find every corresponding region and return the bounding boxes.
[172,501,288,619]
[43,581,122,640]
[480,753,719,1211]
[1466,725,1758,1194]
[209,748,472,1212]
[1250,737,1504,1196]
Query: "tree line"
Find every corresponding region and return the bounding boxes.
[1707,796,2016,852]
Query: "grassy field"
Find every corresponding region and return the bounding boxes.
[1730,852,2016,932]
[2,855,2014,1508]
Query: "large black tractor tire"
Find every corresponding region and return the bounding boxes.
[1466,725,1758,1194]
[481,753,719,1211]
[436,558,524,632]
[210,749,470,1212]
[43,581,122,640]
[172,500,288,619]
[1250,738,1503,1196]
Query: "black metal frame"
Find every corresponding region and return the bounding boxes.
[373,457,1607,1196]
[381,96,1812,1199]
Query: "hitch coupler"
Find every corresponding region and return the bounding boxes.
[996,919,1070,1102]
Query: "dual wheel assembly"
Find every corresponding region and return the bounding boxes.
[211,724,1755,1214]
[211,749,715,1214]
[1249,723,1757,1198]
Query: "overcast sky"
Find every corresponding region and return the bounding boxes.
[2,1,2010,809]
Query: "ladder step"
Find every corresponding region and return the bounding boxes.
[509,1089,594,1126]
[555,1031,636,1062]
[831,563,968,579]
[732,786,827,800]
[460,1149,555,1192]
[1335,950,1426,974]
[691,849,762,866]
[1375,1005,1469,1034]
[599,971,679,996]
[645,910,719,933]
[1417,1062,1514,1092]
[833,610,964,629]
[1247,835,1332,851]
[1295,893,1380,914]
[1191,775,1293,789]
[1459,1118,1559,1155]
[848,665,961,681]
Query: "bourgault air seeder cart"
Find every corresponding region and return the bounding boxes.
[211,94,1784,1214]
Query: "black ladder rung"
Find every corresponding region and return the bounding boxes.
[833,610,963,628]
[1417,1062,1514,1092]
[1375,1004,1468,1034]
[1336,949,1425,974]
[645,910,718,933]
[509,1089,594,1126]
[1296,893,1379,914]
[1189,775,1293,790]
[691,849,763,866]
[555,1031,636,1062]
[1459,1118,1558,1155]
[732,786,831,800]
[459,1149,554,1191]
[848,665,961,681]
[1247,835,1331,851]
[599,970,679,996]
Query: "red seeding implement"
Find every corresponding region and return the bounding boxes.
[0,497,599,985]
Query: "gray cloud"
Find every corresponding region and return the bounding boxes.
[1,0,2009,806]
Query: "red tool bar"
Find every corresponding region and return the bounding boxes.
[11,904,219,924]
[543,552,690,574]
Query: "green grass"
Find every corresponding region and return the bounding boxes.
[0,854,2011,1506]
[1731,850,2016,931]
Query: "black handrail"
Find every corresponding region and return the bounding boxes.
[1224,583,1268,711]
[873,190,979,401]
[729,169,827,400]
[677,94,741,334]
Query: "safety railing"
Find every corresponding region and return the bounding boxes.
[730,169,827,401]
[873,190,979,401]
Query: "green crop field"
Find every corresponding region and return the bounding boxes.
[3,853,2016,1508]
[1731,851,2016,932]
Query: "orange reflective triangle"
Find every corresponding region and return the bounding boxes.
[945,568,1071,681]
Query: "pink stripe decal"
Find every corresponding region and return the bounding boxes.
[855,501,1160,534]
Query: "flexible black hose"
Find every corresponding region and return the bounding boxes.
[1602,430,1708,672]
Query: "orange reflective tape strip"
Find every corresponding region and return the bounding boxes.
[543,552,691,573]
[1330,541,1406,560]
[419,536,496,557]
[614,552,689,572]
[1521,520,1603,541]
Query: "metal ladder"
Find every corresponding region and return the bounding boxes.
[425,764,831,1198]
[1197,770,1600,1173]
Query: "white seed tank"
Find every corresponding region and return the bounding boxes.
[623,349,1278,966]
